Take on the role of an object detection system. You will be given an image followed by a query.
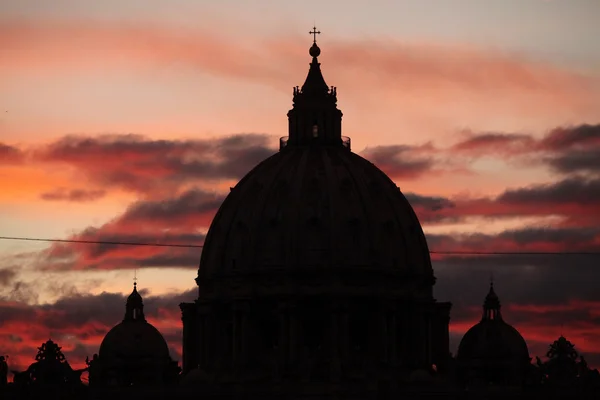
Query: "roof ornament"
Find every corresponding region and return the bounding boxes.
[310,26,320,44]
[309,26,321,58]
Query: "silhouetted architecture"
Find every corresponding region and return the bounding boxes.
[536,336,600,391]
[0,355,7,388]
[179,28,452,399]
[7,339,85,393]
[89,282,180,387]
[2,27,600,400]
[456,281,531,387]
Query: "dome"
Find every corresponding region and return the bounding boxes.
[197,146,434,292]
[457,282,529,361]
[456,282,530,386]
[196,37,435,299]
[458,319,529,361]
[99,320,170,361]
[98,283,170,361]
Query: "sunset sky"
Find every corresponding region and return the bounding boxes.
[1,0,600,376]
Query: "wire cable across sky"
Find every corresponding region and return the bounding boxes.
[1,235,600,256]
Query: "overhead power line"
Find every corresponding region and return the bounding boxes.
[0,236,202,248]
[1,235,600,256]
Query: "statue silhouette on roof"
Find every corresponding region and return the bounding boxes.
[536,336,600,390]
[0,355,8,388]
[10,339,85,393]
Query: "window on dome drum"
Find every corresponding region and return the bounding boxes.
[312,124,319,137]
[301,299,327,350]
[349,302,370,351]
[257,308,280,351]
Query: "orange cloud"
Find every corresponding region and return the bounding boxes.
[1,19,598,133]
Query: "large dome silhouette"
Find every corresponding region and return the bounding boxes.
[181,33,451,394]
[197,42,435,300]
[198,145,434,290]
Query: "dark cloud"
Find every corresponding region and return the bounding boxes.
[406,192,458,224]
[451,131,534,154]
[360,144,436,179]
[405,192,455,212]
[0,142,24,164]
[498,176,600,206]
[452,123,600,175]
[546,148,600,174]
[41,231,204,271]
[38,189,216,271]
[408,175,600,226]
[37,133,276,195]
[539,124,600,151]
[431,226,600,308]
[0,268,16,286]
[40,188,106,202]
[121,189,224,224]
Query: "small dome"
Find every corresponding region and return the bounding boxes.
[99,283,170,361]
[99,320,170,361]
[458,320,529,361]
[456,282,530,386]
[458,282,529,361]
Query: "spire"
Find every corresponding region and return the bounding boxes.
[284,27,346,149]
[124,279,145,322]
[482,278,502,321]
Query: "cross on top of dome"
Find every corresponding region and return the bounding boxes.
[309,26,320,43]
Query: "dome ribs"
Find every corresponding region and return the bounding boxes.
[366,158,434,285]
[335,151,378,269]
[252,149,301,270]
[286,148,311,270]
[197,147,435,298]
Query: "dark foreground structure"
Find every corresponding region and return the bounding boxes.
[2,30,599,400]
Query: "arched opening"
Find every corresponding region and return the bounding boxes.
[312,124,319,138]
[257,307,280,351]
[349,302,370,351]
[300,298,327,351]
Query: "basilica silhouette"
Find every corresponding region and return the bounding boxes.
[1,29,599,400]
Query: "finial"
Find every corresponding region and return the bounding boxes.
[133,269,137,288]
[309,26,321,58]
[309,26,321,44]
[490,272,494,289]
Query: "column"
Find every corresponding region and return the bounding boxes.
[198,303,210,370]
[232,303,240,368]
[339,300,349,363]
[389,302,397,367]
[204,306,214,369]
[379,301,388,363]
[277,302,289,368]
[232,300,250,369]
[288,300,298,364]
[180,302,198,374]
[330,300,342,382]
